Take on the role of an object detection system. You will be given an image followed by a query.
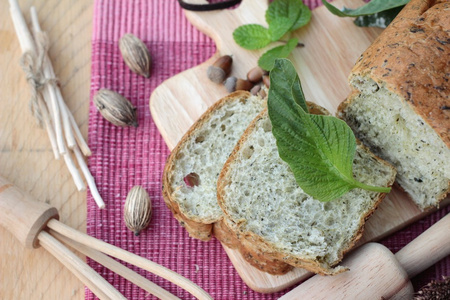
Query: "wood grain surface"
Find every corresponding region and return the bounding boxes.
[150,0,449,293]
[0,0,92,299]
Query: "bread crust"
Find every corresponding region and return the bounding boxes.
[162,90,256,240]
[339,0,449,205]
[348,0,449,147]
[214,218,294,275]
[217,106,396,275]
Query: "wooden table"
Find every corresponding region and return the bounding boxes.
[0,0,92,298]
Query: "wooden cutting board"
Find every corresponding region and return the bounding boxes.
[150,0,449,293]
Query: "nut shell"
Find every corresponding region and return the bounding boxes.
[119,33,152,78]
[93,89,138,127]
[235,79,254,91]
[247,66,265,83]
[207,55,233,83]
[124,186,152,236]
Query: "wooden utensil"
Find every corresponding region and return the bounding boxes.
[0,176,212,300]
[150,0,450,292]
[280,213,450,299]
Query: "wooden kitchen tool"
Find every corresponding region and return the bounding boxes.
[280,213,450,299]
[0,176,212,300]
[150,0,450,293]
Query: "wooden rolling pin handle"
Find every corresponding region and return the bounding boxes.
[0,176,59,249]
[395,213,450,278]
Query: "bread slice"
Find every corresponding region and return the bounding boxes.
[338,0,450,210]
[162,91,266,240]
[217,106,396,275]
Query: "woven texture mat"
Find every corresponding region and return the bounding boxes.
[86,1,449,299]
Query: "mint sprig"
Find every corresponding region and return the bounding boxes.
[266,0,311,31]
[258,38,299,71]
[268,59,391,202]
[233,0,311,70]
[233,24,271,50]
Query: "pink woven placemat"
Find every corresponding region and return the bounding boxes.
[86,1,449,299]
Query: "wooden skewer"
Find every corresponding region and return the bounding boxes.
[38,231,126,300]
[72,146,104,208]
[8,0,35,54]
[46,77,66,154]
[47,219,213,300]
[60,91,92,155]
[51,231,180,300]
[65,102,92,156]
[37,97,60,159]
[58,89,77,150]
[63,152,86,192]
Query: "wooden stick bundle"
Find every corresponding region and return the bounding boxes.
[8,0,104,208]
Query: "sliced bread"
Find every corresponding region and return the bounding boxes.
[162,91,266,240]
[217,107,396,275]
[338,0,449,210]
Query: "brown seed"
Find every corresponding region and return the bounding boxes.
[224,77,253,92]
[207,55,232,84]
[247,66,264,83]
[235,79,254,91]
[250,84,261,95]
[258,89,267,99]
[93,89,138,127]
[262,74,270,88]
[119,33,152,78]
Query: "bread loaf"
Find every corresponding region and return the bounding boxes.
[217,107,396,275]
[162,91,266,240]
[338,0,450,210]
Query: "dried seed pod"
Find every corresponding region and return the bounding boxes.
[207,55,232,84]
[93,89,138,127]
[124,186,152,236]
[119,33,152,78]
[247,66,265,83]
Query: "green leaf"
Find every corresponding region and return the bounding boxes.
[233,24,271,50]
[266,0,302,41]
[258,38,298,71]
[353,6,404,28]
[268,59,391,202]
[290,3,311,31]
[268,17,295,41]
[267,55,308,113]
[266,0,301,27]
[321,0,409,17]
[266,0,311,38]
